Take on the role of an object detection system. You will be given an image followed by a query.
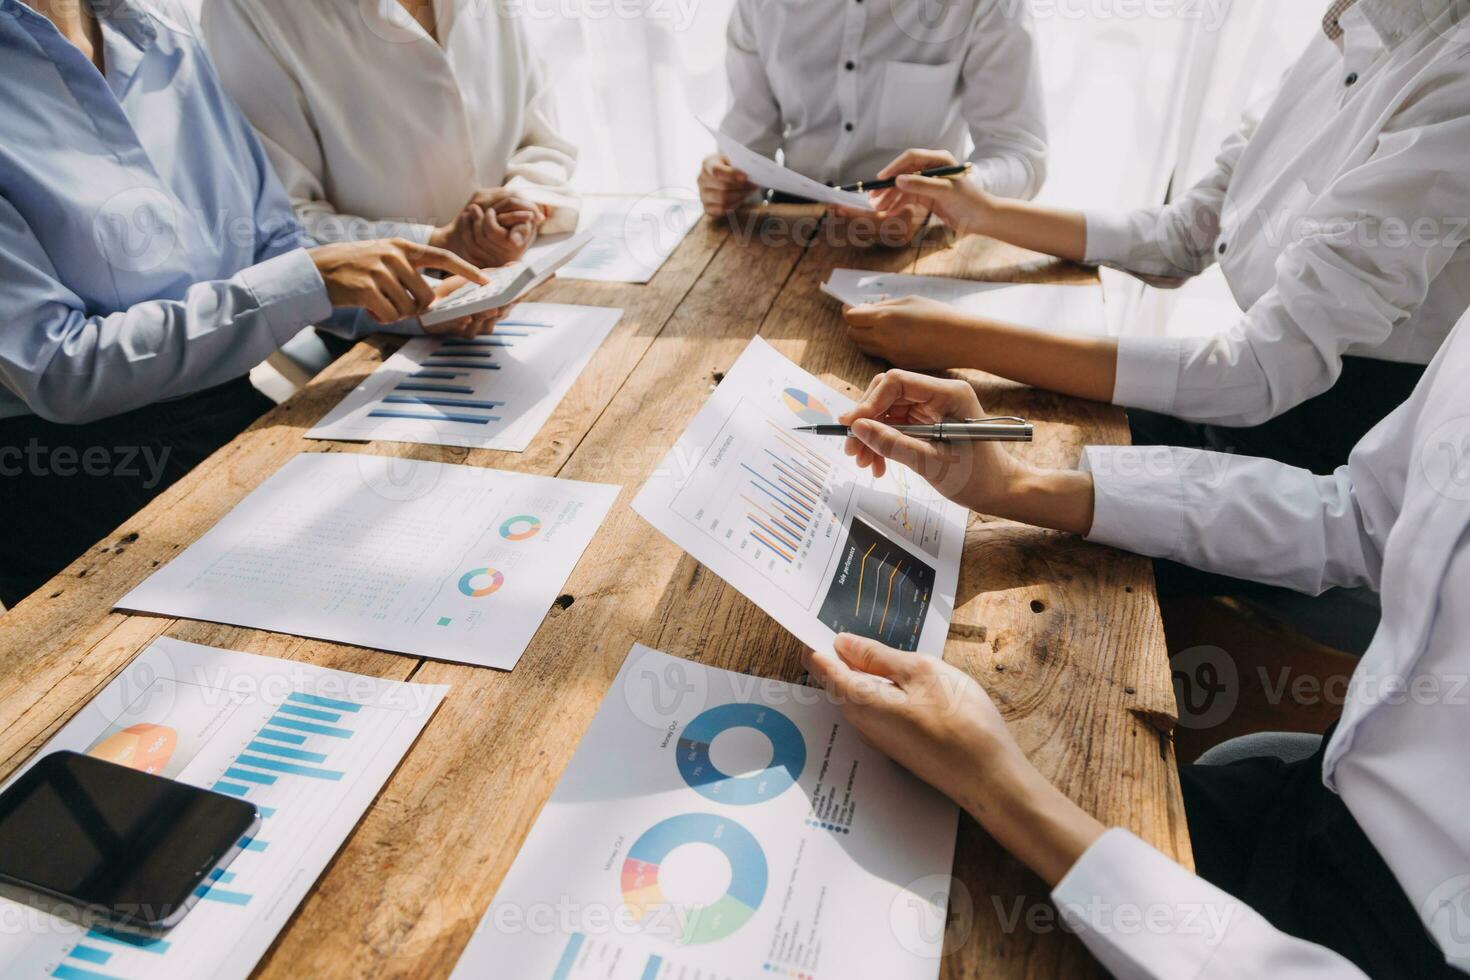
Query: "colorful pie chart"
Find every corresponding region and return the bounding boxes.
[457,567,504,597]
[782,388,834,426]
[498,514,542,541]
[676,703,805,805]
[621,813,768,945]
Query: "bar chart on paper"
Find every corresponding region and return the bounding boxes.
[635,338,966,655]
[307,302,622,451]
[0,638,445,980]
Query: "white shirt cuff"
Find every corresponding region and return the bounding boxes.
[1083,210,1140,266]
[1052,829,1237,979]
[1112,333,1185,414]
[238,247,333,342]
[1080,446,1187,558]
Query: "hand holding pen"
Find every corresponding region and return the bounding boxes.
[835,370,1032,515]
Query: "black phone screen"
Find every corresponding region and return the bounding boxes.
[0,751,258,929]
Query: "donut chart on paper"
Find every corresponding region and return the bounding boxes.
[782,388,834,426]
[457,567,505,597]
[498,514,542,541]
[621,813,768,945]
[676,703,806,805]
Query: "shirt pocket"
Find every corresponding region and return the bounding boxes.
[874,60,961,151]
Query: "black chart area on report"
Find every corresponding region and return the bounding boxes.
[816,515,936,651]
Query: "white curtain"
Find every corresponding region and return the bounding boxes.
[529,0,1217,206]
[182,0,1325,343]
[1106,1,1324,339]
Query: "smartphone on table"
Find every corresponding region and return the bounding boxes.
[0,750,259,933]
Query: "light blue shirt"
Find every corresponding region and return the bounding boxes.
[0,0,409,424]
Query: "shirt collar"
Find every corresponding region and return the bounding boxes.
[0,0,159,48]
[1341,0,1460,50]
[94,0,160,50]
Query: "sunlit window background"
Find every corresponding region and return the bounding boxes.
[184,0,1322,339]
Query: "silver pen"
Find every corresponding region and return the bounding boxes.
[792,416,1033,442]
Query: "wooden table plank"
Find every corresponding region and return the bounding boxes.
[0,219,726,769]
[0,212,1187,979]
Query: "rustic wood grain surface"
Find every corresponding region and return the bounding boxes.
[0,208,1188,978]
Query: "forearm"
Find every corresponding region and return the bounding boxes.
[949,312,1118,403]
[998,465,1096,536]
[981,198,1088,263]
[20,250,328,424]
[962,744,1105,888]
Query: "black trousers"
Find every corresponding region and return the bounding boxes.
[1181,732,1457,977]
[1128,355,1426,475]
[0,378,273,608]
[1132,355,1425,599]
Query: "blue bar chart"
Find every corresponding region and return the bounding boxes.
[308,303,622,452]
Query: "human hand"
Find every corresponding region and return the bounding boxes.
[801,634,1019,816]
[698,154,756,216]
[419,275,508,338]
[430,189,546,266]
[310,238,486,324]
[844,294,979,369]
[803,634,1106,887]
[873,149,997,236]
[838,369,1024,514]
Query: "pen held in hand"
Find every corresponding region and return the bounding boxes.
[794,417,1033,442]
[835,162,973,194]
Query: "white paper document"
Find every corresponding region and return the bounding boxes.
[705,122,874,212]
[307,302,621,452]
[544,195,703,284]
[632,337,966,655]
[0,636,446,980]
[118,453,618,669]
[451,643,959,980]
[822,268,1107,335]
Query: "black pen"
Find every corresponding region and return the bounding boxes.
[793,417,1033,442]
[835,162,973,194]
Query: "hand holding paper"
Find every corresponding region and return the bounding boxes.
[703,123,874,212]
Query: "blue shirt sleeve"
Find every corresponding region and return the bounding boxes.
[0,192,332,424]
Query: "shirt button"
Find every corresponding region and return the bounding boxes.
[1345,72,1359,86]
[1217,242,1227,256]
[845,61,856,71]
[844,122,855,132]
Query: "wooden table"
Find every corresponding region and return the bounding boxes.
[0,209,1189,978]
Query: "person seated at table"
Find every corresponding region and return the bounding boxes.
[844,0,1470,475]
[696,0,1046,223]
[807,317,1470,976]
[0,0,502,609]
[202,0,578,270]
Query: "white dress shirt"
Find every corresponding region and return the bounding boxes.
[1087,0,1470,427]
[718,0,1047,199]
[1058,306,1470,976]
[202,0,579,245]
